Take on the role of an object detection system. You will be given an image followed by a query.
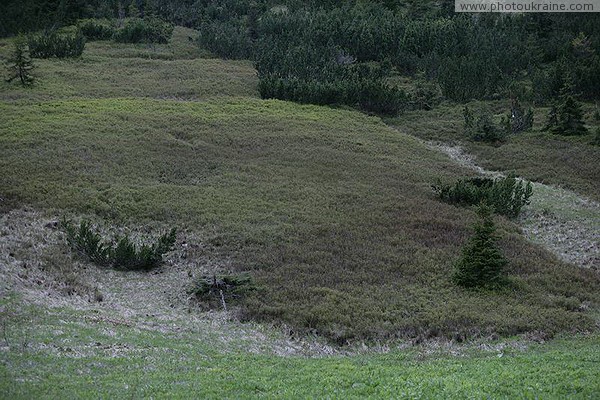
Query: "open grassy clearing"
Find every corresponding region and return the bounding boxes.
[2,96,599,342]
[1,294,599,399]
[0,27,257,102]
[386,101,600,202]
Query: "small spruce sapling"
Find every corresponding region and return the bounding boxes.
[6,36,34,86]
[453,203,508,289]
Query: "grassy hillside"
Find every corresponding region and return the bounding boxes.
[1,32,599,343]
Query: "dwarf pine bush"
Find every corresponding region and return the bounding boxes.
[28,29,85,58]
[62,220,176,271]
[433,175,533,218]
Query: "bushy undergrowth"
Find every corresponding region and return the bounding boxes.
[78,19,115,41]
[433,175,533,218]
[28,29,86,58]
[62,219,176,271]
[114,17,174,44]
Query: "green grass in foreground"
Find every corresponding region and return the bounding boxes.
[1,299,599,399]
[1,97,598,342]
[387,101,600,201]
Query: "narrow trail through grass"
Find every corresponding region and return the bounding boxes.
[425,141,599,269]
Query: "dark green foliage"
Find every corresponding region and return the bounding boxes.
[592,128,600,146]
[198,19,253,60]
[114,17,174,44]
[433,175,533,218]
[5,36,34,86]
[453,203,508,289]
[547,96,588,136]
[28,29,86,58]
[78,19,115,40]
[463,106,506,143]
[62,220,112,266]
[194,274,255,309]
[62,220,176,271]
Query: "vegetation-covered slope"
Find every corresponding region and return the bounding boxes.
[1,45,598,341]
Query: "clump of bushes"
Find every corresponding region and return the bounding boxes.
[28,29,86,58]
[453,203,508,289]
[62,219,176,271]
[78,19,115,40]
[463,106,506,143]
[193,274,255,310]
[198,19,253,60]
[114,17,174,44]
[433,175,533,218]
[507,99,534,134]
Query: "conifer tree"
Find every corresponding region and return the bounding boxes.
[453,203,508,289]
[545,77,587,136]
[6,36,34,87]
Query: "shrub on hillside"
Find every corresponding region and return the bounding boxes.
[433,175,533,218]
[78,19,115,41]
[453,203,508,289]
[62,219,176,271]
[28,29,85,58]
[193,274,256,310]
[113,17,174,44]
[463,106,507,143]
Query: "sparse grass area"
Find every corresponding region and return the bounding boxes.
[1,96,598,342]
[387,102,600,201]
[1,298,599,398]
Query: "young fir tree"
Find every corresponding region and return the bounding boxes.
[453,203,508,289]
[6,36,34,86]
[545,77,587,136]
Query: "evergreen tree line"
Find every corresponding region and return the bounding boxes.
[3,1,599,113]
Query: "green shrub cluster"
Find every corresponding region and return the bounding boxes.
[197,19,253,60]
[463,106,506,143]
[453,203,508,289]
[78,19,115,40]
[62,220,176,271]
[433,175,533,218]
[114,17,174,44]
[28,29,86,58]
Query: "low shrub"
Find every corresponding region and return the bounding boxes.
[193,274,256,310]
[28,29,85,58]
[433,175,533,218]
[62,219,176,271]
[78,19,115,41]
[114,17,174,44]
[463,106,507,143]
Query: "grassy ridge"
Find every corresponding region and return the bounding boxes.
[1,97,598,342]
[1,300,599,399]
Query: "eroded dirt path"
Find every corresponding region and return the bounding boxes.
[428,142,599,269]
